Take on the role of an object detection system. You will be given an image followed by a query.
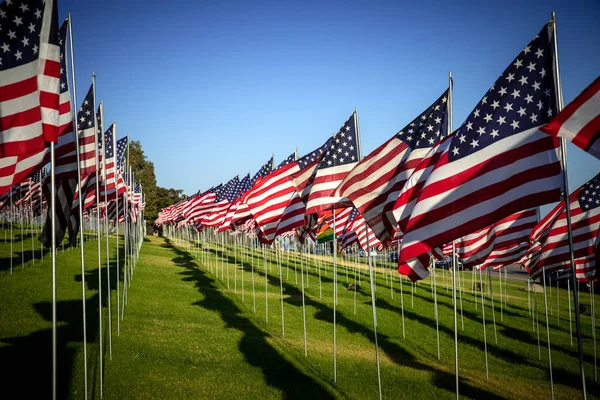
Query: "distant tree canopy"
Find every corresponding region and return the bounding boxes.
[127,140,185,225]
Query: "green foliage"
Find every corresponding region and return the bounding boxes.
[127,140,185,225]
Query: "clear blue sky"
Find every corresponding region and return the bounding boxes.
[60,0,600,211]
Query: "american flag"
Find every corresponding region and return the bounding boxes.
[54,84,97,179]
[219,174,250,232]
[231,156,274,227]
[0,0,60,157]
[305,112,360,215]
[244,152,303,244]
[0,3,62,196]
[526,172,600,282]
[272,140,332,239]
[541,75,600,160]
[349,212,382,253]
[335,207,359,249]
[182,184,222,224]
[201,176,239,228]
[116,136,128,171]
[396,23,563,264]
[457,208,538,270]
[100,123,118,198]
[336,90,448,245]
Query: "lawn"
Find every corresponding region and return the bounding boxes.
[0,225,598,399]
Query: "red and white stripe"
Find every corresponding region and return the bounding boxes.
[541,75,600,160]
[525,176,600,282]
[458,208,538,269]
[245,162,301,244]
[395,128,562,263]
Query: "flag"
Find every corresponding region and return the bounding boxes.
[541,75,600,160]
[100,123,118,198]
[201,176,240,228]
[182,184,222,223]
[305,113,360,215]
[272,141,332,239]
[526,172,600,282]
[244,152,300,244]
[336,90,449,244]
[54,84,97,179]
[116,136,128,171]
[231,156,274,227]
[396,24,563,263]
[458,208,538,269]
[40,176,77,248]
[0,0,60,157]
[0,4,62,196]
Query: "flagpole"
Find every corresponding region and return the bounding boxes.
[50,140,57,400]
[91,73,103,397]
[542,267,555,399]
[333,207,337,382]
[67,14,88,398]
[551,13,586,397]
[99,103,113,360]
[114,122,120,336]
[448,71,460,400]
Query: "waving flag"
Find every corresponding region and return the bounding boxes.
[458,208,538,269]
[202,176,240,228]
[305,112,360,215]
[100,123,118,198]
[0,7,62,196]
[526,172,600,282]
[273,140,332,238]
[54,84,97,179]
[396,23,563,263]
[231,156,274,227]
[337,90,448,244]
[541,75,600,160]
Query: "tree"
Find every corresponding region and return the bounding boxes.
[126,140,184,227]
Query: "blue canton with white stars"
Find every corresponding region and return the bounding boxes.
[397,90,449,149]
[578,173,600,212]
[216,176,239,203]
[275,153,296,170]
[449,25,556,161]
[96,107,103,148]
[0,0,54,71]
[103,124,115,159]
[58,20,69,94]
[77,85,95,131]
[319,114,359,169]
[116,136,128,171]
[250,157,273,185]
[297,137,333,169]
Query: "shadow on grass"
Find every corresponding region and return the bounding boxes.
[186,241,506,399]
[167,239,338,400]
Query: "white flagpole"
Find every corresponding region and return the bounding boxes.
[487,268,498,344]
[9,189,13,275]
[113,122,120,336]
[478,267,489,381]
[99,103,113,360]
[333,207,338,382]
[67,15,88,398]
[51,141,57,400]
[542,268,555,399]
[300,244,307,357]
[551,13,586,397]
[91,73,103,397]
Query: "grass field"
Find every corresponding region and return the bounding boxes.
[0,226,598,399]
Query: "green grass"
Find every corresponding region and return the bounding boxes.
[0,226,598,399]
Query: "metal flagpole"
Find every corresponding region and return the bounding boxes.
[99,103,113,360]
[264,244,268,324]
[433,260,440,360]
[366,223,382,400]
[10,189,13,275]
[300,244,307,357]
[398,241,405,339]
[51,141,57,400]
[252,236,256,313]
[91,73,103,397]
[446,71,459,398]
[113,122,120,336]
[478,267,489,381]
[487,268,498,344]
[568,280,573,346]
[333,207,338,382]
[551,13,586,398]
[68,15,88,398]
[278,239,284,337]
[542,268,555,399]
[592,284,597,382]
